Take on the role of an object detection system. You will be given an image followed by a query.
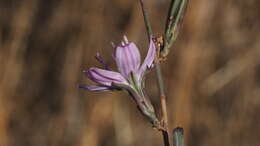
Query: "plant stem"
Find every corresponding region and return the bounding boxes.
[139,0,171,146]
[139,0,152,39]
[173,127,184,146]
[156,59,171,146]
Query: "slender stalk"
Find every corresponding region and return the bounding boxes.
[139,0,171,146]
[156,58,171,146]
[173,127,184,146]
[139,0,152,39]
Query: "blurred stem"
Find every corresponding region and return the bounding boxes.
[162,0,189,58]
[173,127,184,146]
[139,0,171,146]
[139,0,152,40]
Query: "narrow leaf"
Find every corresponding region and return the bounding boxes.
[162,0,189,57]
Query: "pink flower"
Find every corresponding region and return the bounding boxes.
[80,36,156,91]
[79,36,159,127]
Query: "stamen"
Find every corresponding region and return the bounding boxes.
[111,42,116,48]
[111,42,117,60]
[121,41,125,46]
[95,53,110,70]
[123,35,129,44]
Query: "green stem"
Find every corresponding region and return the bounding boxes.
[173,127,184,146]
[139,0,153,38]
[155,63,165,96]
[139,1,170,146]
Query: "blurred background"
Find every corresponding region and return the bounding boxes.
[0,0,260,146]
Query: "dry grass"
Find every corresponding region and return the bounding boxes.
[0,0,260,146]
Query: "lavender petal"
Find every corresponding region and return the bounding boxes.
[78,84,111,91]
[115,42,141,78]
[86,67,128,86]
[138,39,156,77]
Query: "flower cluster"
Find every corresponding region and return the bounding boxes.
[79,36,160,127]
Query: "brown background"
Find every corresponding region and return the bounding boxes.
[0,0,260,146]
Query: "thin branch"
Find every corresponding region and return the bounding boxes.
[139,0,171,146]
[139,0,153,38]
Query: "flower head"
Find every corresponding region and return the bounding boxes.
[79,36,159,127]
